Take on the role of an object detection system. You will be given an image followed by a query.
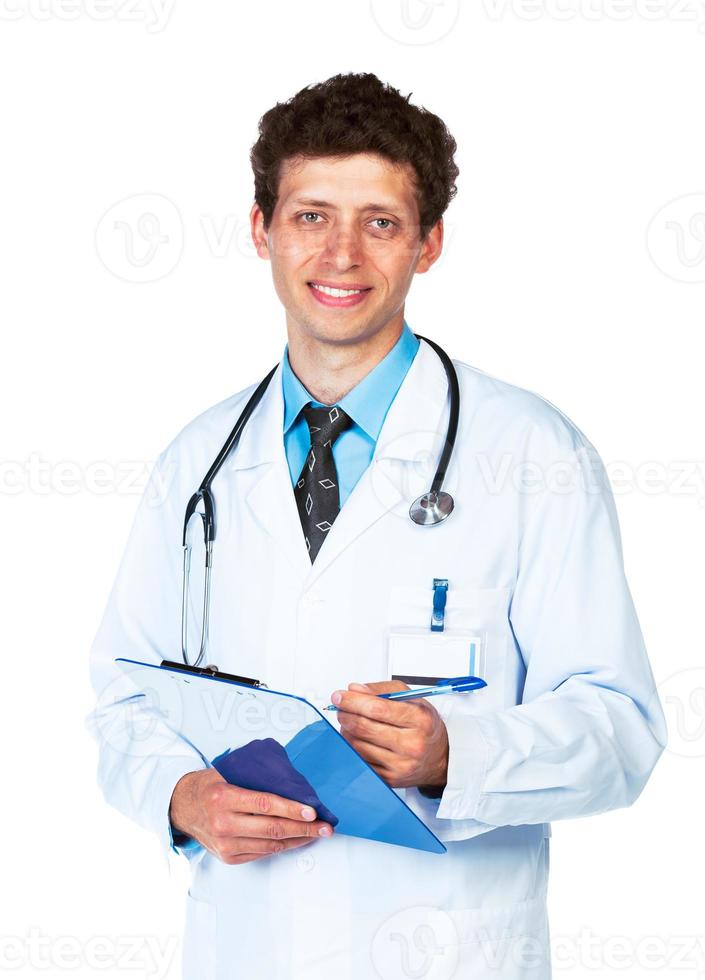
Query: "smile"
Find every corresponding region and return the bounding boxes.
[307,281,372,307]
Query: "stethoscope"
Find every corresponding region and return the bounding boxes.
[181,334,460,668]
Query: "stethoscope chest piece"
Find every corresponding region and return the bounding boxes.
[409,490,455,526]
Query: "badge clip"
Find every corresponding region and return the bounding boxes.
[430,578,448,632]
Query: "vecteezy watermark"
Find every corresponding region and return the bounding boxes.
[96,193,183,283]
[97,187,459,278]
[0,928,178,977]
[369,912,705,977]
[653,667,705,758]
[200,213,259,260]
[370,904,550,978]
[199,211,459,267]
[6,448,705,509]
[0,0,175,32]
[89,663,322,761]
[647,193,705,283]
[368,431,705,519]
[552,928,705,971]
[0,453,179,505]
[601,458,705,504]
[480,0,705,31]
[369,0,461,46]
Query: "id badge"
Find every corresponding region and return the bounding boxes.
[386,627,485,687]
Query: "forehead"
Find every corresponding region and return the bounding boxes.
[276,153,418,213]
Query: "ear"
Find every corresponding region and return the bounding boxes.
[250,202,270,260]
[415,217,444,275]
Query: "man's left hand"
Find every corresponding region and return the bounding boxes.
[331,680,449,790]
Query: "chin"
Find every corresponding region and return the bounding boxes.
[295,312,370,344]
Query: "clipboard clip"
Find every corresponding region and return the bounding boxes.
[160,660,267,688]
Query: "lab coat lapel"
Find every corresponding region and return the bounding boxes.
[246,461,313,577]
[229,359,312,579]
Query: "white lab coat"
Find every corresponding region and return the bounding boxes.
[87,338,666,980]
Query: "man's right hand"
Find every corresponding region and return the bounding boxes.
[169,768,334,865]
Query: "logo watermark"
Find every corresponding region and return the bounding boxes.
[96,193,183,283]
[647,193,705,283]
[369,0,461,45]
[654,667,705,758]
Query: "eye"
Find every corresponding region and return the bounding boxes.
[300,212,323,224]
[370,218,396,231]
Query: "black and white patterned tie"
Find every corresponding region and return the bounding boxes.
[293,402,354,562]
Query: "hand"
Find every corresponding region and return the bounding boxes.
[169,768,334,866]
[332,680,449,791]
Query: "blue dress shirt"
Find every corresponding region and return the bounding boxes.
[281,320,420,507]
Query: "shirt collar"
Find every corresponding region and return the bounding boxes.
[281,319,420,441]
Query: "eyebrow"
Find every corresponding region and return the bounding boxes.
[289,197,405,213]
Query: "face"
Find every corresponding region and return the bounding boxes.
[250,153,443,349]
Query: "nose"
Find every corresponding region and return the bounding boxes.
[319,221,364,270]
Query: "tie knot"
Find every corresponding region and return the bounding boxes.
[301,402,353,447]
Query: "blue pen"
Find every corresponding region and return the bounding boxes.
[323,675,486,711]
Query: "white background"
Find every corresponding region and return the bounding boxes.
[1,2,704,977]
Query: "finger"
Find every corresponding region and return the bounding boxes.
[349,681,409,695]
[330,688,420,728]
[226,786,322,823]
[228,813,333,841]
[223,853,262,865]
[225,835,321,856]
[347,737,399,771]
[222,837,316,864]
[339,711,408,752]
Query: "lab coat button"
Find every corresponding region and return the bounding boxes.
[301,593,323,605]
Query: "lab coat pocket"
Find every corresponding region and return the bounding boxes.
[385,585,513,716]
[182,890,217,980]
[437,893,550,978]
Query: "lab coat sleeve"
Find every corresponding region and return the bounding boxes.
[85,446,209,866]
[433,422,667,828]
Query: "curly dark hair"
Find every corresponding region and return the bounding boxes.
[249,72,459,241]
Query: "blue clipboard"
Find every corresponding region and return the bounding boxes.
[116,658,446,855]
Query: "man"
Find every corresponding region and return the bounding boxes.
[87,73,667,979]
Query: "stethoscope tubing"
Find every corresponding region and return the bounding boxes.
[181,335,460,666]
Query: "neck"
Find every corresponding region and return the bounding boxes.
[285,315,405,405]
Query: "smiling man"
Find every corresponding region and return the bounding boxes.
[88,73,666,980]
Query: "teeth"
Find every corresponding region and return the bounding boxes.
[311,283,364,298]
